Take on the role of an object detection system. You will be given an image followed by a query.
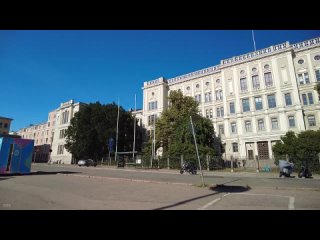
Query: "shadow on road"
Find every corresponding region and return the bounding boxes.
[153,192,221,210]
[0,177,12,181]
[210,184,251,193]
[0,170,80,177]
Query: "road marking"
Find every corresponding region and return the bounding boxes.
[288,197,295,210]
[198,192,295,210]
[228,193,295,210]
[198,193,230,210]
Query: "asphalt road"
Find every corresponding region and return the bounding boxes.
[0,163,320,210]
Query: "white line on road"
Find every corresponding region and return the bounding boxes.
[288,197,295,210]
[229,193,295,210]
[198,192,295,210]
[198,193,230,210]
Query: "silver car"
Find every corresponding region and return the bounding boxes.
[78,159,97,167]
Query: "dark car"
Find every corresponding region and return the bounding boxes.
[78,159,97,167]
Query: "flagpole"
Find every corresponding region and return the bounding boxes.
[133,94,136,161]
[252,30,257,51]
[115,99,120,166]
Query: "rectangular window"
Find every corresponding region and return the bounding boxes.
[252,75,260,89]
[298,72,310,85]
[231,122,237,134]
[232,143,238,152]
[258,119,265,131]
[217,107,224,118]
[215,90,223,100]
[148,101,158,110]
[240,78,247,92]
[315,70,320,82]
[304,72,310,84]
[57,145,64,155]
[245,121,252,132]
[264,72,273,87]
[267,94,276,108]
[288,116,295,127]
[205,92,212,103]
[209,109,213,118]
[148,114,157,126]
[308,115,316,127]
[271,118,278,129]
[302,93,314,105]
[229,102,235,114]
[285,93,292,106]
[255,96,263,110]
[218,125,224,135]
[302,94,308,105]
[206,109,210,118]
[195,94,201,103]
[242,98,250,112]
[308,92,314,104]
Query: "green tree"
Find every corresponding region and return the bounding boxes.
[315,82,320,100]
[148,90,224,164]
[273,130,320,172]
[65,102,144,162]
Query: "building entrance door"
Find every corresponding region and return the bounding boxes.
[257,141,269,160]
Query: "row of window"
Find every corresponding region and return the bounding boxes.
[61,111,70,124]
[298,70,320,84]
[59,129,66,139]
[148,114,157,126]
[240,72,273,92]
[57,145,64,155]
[148,101,158,110]
[217,115,317,135]
[0,122,9,128]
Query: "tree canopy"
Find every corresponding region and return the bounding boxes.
[273,130,320,172]
[148,90,224,160]
[65,102,144,161]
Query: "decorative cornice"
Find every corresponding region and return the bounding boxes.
[142,37,320,88]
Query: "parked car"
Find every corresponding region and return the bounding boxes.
[78,159,97,167]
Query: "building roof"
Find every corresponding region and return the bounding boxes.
[0,116,13,120]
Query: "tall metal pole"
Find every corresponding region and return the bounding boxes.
[115,99,120,165]
[190,116,205,187]
[252,30,257,51]
[133,94,136,161]
[153,116,156,168]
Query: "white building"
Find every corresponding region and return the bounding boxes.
[17,100,86,164]
[141,37,320,166]
[50,100,86,164]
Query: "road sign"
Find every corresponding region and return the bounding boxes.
[108,137,114,152]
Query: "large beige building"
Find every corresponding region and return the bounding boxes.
[17,100,85,164]
[141,37,320,166]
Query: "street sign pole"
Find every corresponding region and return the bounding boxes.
[190,116,205,187]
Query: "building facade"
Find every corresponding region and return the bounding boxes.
[17,100,85,164]
[141,37,320,167]
[0,116,13,135]
[50,100,85,164]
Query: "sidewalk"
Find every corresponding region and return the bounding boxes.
[100,165,320,179]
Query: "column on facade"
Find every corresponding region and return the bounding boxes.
[306,52,317,84]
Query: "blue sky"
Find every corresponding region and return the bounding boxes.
[0,30,319,131]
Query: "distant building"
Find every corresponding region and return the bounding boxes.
[50,100,86,164]
[17,100,86,164]
[0,116,13,135]
[141,36,320,167]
